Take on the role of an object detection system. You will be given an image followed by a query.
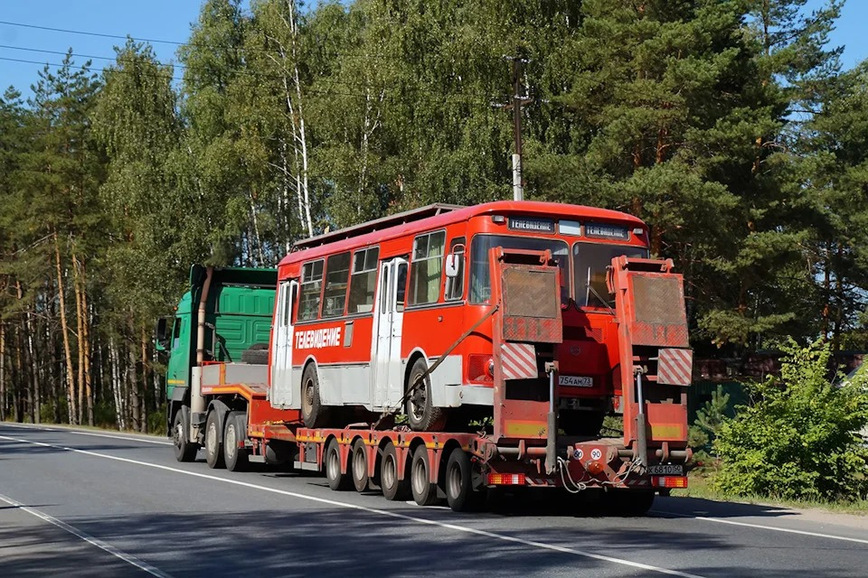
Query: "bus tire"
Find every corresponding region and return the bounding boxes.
[380,442,410,501]
[351,439,369,492]
[301,363,330,428]
[410,445,438,506]
[406,358,446,432]
[240,343,269,365]
[325,438,352,491]
[223,411,248,472]
[172,406,198,462]
[205,410,225,469]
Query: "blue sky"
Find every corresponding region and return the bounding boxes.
[0,0,866,100]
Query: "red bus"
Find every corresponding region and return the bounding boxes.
[269,201,650,435]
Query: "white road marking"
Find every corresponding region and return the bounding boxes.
[2,423,172,445]
[0,492,173,578]
[0,433,704,578]
[653,510,868,546]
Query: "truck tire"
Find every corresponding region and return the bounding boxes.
[351,438,369,493]
[410,445,438,506]
[240,343,269,365]
[205,410,225,469]
[325,438,352,491]
[406,358,446,432]
[444,447,479,512]
[301,364,331,428]
[172,407,198,462]
[380,442,410,501]
[223,411,249,472]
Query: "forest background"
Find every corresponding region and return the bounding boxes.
[0,0,866,434]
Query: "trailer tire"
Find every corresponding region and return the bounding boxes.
[240,343,269,365]
[351,439,369,493]
[301,364,331,428]
[406,358,446,432]
[205,410,225,469]
[380,442,410,501]
[444,447,478,512]
[223,411,249,472]
[172,407,198,462]
[410,445,438,506]
[325,438,352,491]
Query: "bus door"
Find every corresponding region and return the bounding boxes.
[372,257,408,409]
[270,279,297,408]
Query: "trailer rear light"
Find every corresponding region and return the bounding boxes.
[487,473,526,485]
[651,476,688,489]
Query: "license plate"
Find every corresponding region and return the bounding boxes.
[558,375,593,387]
[648,464,685,476]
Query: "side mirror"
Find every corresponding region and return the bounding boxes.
[155,318,169,352]
[445,253,462,278]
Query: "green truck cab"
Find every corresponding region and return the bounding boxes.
[156,265,277,436]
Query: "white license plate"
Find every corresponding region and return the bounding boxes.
[558,375,593,387]
[648,464,685,476]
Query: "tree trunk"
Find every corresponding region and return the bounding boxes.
[110,336,126,430]
[0,321,5,422]
[74,255,94,426]
[54,233,78,424]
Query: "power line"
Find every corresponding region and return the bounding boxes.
[0,56,183,82]
[0,43,186,68]
[0,19,183,46]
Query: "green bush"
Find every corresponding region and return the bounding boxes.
[713,341,868,501]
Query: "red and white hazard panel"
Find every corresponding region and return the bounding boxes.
[657,348,693,386]
[501,343,538,380]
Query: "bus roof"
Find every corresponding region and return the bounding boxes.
[279,200,645,267]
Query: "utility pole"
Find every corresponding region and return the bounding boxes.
[504,56,533,201]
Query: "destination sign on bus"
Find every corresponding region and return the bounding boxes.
[585,223,629,240]
[508,217,555,233]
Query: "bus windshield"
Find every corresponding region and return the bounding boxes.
[573,242,647,308]
[469,235,569,303]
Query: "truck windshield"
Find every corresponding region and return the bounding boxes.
[573,242,647,308]
[469,235,569,303]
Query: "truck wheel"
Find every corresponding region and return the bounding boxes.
[325,438,352,491]
[240,343,269,365]
[444,447,479,512]
[301,364,331,428]
[406,358,446,432]
[223,411,249,472]
[205,410,225,469]
[172,407,198,462]
[351,439,369,492]
[603,489,655,516]
[410,445,438,506]
[380,442,410,501]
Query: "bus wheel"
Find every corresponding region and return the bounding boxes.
[444,447,479,512]
[380,442,410,501]
[351,439,369,492]
[223,411,248,472]
[325,438,351,491]
[410,445,438,506]
[172,407,198,463]
[301,364,330,428]
[205,410,225,469]
[406,358,446,432]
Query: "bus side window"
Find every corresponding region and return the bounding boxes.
[409,230,445,305]
[444,237,465,301]
[396,261,408,312]
[348,247,379,314]
[299,259,324,321]
[322,252,351,318]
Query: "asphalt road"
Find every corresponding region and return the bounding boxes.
[1,422,866,578]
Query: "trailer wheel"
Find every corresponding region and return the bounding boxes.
[351,439,369,492]
[406,358,446,432]
[380,442,410,501]
[223,411,249,472]
[172,407,198,462]
[301,364,331,428]
[325,438,352,491]
[603,489,655,517]
[444,447,479,512]
[205,410,226,469]
[410,445,438,506]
